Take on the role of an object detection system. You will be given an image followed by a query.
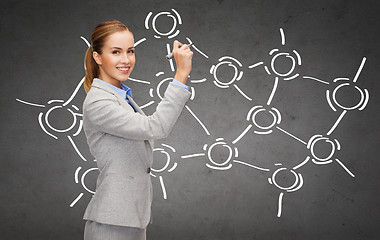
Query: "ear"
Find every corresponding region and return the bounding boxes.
[93,51,102,65]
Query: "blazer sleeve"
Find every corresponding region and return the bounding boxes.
[83,82,191,140]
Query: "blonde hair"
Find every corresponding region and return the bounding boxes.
[84,20,131,93]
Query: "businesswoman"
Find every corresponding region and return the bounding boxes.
[82,20,192,240]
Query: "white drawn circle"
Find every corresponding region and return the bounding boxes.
[152,149,171,173]
[271,53,296,77]
[45,106,77,133]
[252,108,277,130]
[152,12,177,36]
[81,168,98,194]
[156,77,173,100]
[207,142,233,166]
[310,137,335,161]
[272,168,299,190]
[332,83,365,110]
[213,61,239,86]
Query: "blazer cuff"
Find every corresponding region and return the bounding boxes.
[172,79,190,91]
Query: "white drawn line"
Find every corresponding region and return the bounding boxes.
[155,72,164,77]
[145,12,152,29]
[353,57,366,83]
[219,56,242,67]
[326,90,337,111]
[276,126,307,145]
[16,98,45,108]
[264,66,271,75]
[190,78,207,83]
[67,135,87,161]
[161,143,176,152]
[269,49,279,55]
[70,193,84,208]
[128,77,151,84]
[73,119,83,137]
[284,73,299,81]
[234,84,252,101]
[293,50,301,65]
[185,105,210,135]
[190,87,195,100]
[327,110,347,136]
[186,37,209,59]
[233,160,270,171]
[288,174,303,192]
[159,176,167,199]
[71,105,79,111]
[139,101,155,109]
[335,158,355,177]
[358,89,369,111]
[303,76,329,85]
[63,77,85,106]
[280,28,285,46]
[254,130,273,135]
[168,30,180,39]
[181,153,205,159]
[168,162,178,172]
[237,71,243,81]
[48,99,64,104]
[134,38,147,47]
[74,167,82,184]
[80,36,91,47]
[232,125,252,144]
[333,78,350,82]
[38,112,58,139]
[171,9,182,24]
[248,62,264,69]
[206,164,232,171]
[267,77,279,105]
[293,156,310,170]
[277,192,284,217]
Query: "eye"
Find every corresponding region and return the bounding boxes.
[112,50,120,54]
[128,49,135,54]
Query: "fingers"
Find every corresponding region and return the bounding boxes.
[173,40,190,50]
[173,40,182,49]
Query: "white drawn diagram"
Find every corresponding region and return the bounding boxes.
[150,143,179,199]
[16,11,370,218]
[16,37,99,208]
[129,71,211,136]
[135,9,209,72]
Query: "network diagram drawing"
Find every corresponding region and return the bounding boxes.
[16,9,369,218]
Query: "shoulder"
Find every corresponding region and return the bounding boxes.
[83,85,120,110]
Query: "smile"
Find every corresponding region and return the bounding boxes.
[117,67,130,72]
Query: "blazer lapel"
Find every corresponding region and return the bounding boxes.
[92,79,154,150]
[126,95,154,150]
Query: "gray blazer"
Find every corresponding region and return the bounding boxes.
[82,79,191,228]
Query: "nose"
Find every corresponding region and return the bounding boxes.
[121,53,130,64]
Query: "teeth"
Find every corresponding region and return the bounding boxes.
[118,67,129,70]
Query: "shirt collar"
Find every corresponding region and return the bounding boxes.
[95,78,132,99]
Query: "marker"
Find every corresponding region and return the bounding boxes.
[166,43,194,60]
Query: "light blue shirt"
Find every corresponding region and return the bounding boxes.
[96,78,189,107]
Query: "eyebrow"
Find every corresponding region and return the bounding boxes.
[111,46,135,50]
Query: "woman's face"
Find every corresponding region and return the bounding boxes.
[93,30,135,87]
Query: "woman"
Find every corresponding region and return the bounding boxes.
[82,20,193,240]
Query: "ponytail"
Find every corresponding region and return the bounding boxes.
[84,46,98,93]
